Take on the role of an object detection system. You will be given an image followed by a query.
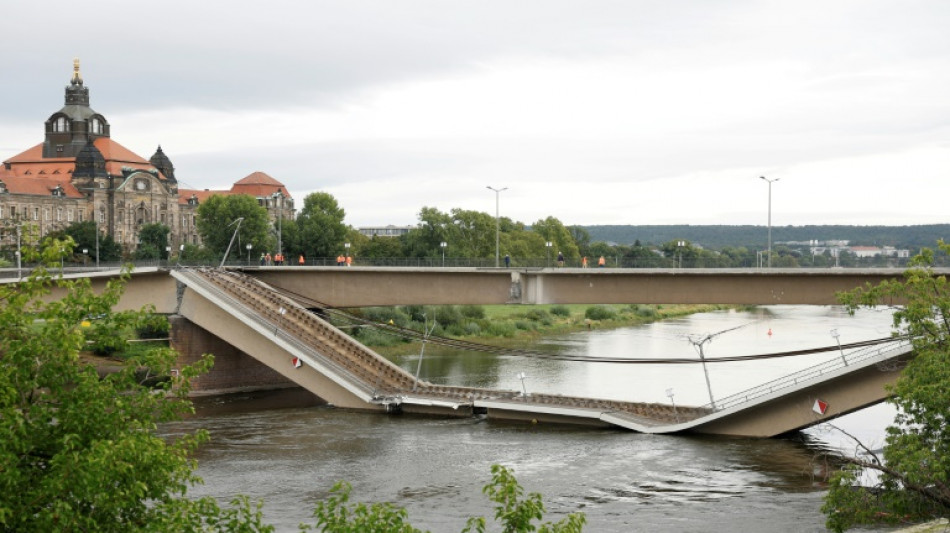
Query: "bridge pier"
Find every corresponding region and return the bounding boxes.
[169,315,317,398]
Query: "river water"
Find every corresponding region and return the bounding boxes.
[165,305,902,532]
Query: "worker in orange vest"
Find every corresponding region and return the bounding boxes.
[598,256,606,268]
[336,254,344,266]
[298,254,305,266]
[345,255,352,267]
[582,256,588,268]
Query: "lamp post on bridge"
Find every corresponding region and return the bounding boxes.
[760,176,779,268]
[246,243,253,266]
[440,241,447,267]
[545,241,553,267]
[831,329,848,366]
[487,185,507,267]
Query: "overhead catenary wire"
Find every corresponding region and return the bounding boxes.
[269,283,901,365]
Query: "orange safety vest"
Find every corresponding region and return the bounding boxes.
[298,255,305,265]
[345,256,352,266]
[598,256,605,266]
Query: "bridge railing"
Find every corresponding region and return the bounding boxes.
[175,269,377,397]
[708,337,912,412]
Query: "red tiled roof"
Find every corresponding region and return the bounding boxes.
[177,188,234,205]
[0,173,83,198]
[230,171,291,199]
[3,139,167,181]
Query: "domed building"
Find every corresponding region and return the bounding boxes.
[0,60,294,254]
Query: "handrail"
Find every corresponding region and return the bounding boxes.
[707,337,912,412]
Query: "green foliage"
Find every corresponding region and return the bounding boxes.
[296,192,348,258]
[822,241,950,531]
[56,220,123,261]
[135,223,171,260]
[0,265,269,531]
[584,305,616,321]
[84,319,128,355]
[305,465,584,533]
[136,311,170,339]
[462,464,586,533]
[550,305,571,318]
[197,194,272,256]
[460,304,487,320]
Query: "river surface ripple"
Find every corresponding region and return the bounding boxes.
[164,305,901,532]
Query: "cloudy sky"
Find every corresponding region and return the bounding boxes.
[1,1,949,228]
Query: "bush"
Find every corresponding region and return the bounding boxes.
[514,320,537,331]
[550,305,571,317]
[463,321,482,335]
[585,305,617,321]
[85,322,127,356]
[634,305,658,318]
[362,307,410,327]
[433,305,463,328]
[135,313,169,339]
[460,304,486,319]
[486,322,517,337]
[524,308,550,321]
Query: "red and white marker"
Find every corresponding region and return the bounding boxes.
[292,357,302,369]
[813,399,829,415]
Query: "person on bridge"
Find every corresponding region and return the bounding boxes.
[260,253,266,266]
[557,251,565,267]
[346,255,352,267]
[265,252,272,266]
[298,254,305,266]
[504,254,510,268]
[598,256,605,267]
[582,256,588,268]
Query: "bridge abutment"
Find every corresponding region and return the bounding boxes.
[169,315,315,398]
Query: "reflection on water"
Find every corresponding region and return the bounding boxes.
[167,306,901,532]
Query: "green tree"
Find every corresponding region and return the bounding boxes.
[0,261,270,531]
[134,222,170,260]
[297,192,348,259]
[822,242,950,531]
[532,217,580,264]
[196,194,271,257]
[58,220,123,262]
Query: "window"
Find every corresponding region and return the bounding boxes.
[56,208,62,222]
[33,207,39,220]
[98,211,104,223]
[44,209,50,221]
[90,118,103,135]
[78,210,84,222]
[68,209,73,222]
[0,206,4,219]
[53,116,69,133]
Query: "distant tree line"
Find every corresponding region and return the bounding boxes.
[5,194,946,269]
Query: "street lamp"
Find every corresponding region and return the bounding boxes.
[344,242,350,266]
[271,191,283,260]
[545,241,553,267]
[760,176,779,268]
[440,241,447,267]
[677,240,685,268]
[82,248,88,267]
[176,244,185,268]
[486,186,507,267]
[165,246,171,265]
[246,243,253,266]
[831,329,848,366]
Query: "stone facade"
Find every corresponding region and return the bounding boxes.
[0,60,294,255]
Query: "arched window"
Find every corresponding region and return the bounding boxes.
[90,118,103,135]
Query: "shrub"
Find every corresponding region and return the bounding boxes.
[515,320,536,331]
[362,307,410,327]
[585,305,616,321]
[486,322,517,337]
[463,321,482,335]
[550,305,571,317]
[460,304,486,319]
[524,308,550,321]
[135,313,169,339]
[85,322,127,356]
[635,305,658,318]
[433,305,463,327]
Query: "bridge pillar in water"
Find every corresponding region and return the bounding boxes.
[169,315,315,397]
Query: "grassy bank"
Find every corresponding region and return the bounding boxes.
[338,303,739,357]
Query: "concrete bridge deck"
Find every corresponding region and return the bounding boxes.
[171,268,914,437]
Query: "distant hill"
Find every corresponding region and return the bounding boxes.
[582,224,950,250]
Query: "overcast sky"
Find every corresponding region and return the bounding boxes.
[1,1,949,229]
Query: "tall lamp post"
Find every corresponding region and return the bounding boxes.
[440,241,447,267]
[545,241,553,267]
[246,243,253,266]
[486,186,507,267]
[760,176,779,268]
[271,191,283,261]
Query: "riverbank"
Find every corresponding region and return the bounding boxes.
[360,303,740,357]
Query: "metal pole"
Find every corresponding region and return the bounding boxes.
[487,186,507,267]
[16,224,22,280]
[831,329,848,366]
[760,176,779,268]
[220,217,244,268]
